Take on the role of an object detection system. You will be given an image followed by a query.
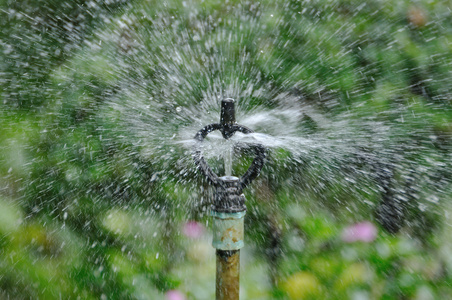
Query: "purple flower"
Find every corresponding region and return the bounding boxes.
[341,221,378,243]
[182,221,205,239]
[165,290,186,300]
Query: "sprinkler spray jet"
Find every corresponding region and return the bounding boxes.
[194,98,266,300]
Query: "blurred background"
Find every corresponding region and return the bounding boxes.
[1,0,451,299]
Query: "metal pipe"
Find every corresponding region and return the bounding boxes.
[216,250,240,300]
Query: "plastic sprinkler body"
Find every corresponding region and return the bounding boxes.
[194,99,266,300]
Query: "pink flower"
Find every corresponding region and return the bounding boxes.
[165,290,186,300]
[182,221,205,239]
[341,221,378,243]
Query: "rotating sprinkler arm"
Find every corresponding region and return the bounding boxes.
[193,98,266,300]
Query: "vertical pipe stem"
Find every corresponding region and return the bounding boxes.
[216,250,240,300]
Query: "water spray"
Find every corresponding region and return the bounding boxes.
[194,98,266,300]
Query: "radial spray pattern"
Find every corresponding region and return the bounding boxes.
[67,0,452,232]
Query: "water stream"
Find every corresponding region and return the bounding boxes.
[224,141,234,177]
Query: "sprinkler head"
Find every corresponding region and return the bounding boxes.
[194,99,266,189]
[194,99,266,257]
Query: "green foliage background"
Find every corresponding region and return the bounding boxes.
[1,0,452,299]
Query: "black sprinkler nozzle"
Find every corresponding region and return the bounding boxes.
[220,98,236,139]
